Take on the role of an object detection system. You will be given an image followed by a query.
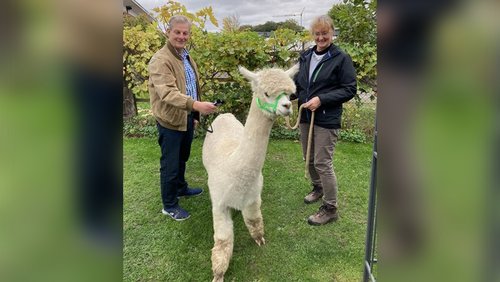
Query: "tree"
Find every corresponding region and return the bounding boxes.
[266,28,310,66]
[222,14,240,33]
[277,19,304,32]
[328,0,377,98]
[329,0,376,46]
[239,24,253,31]
[252,21,279,32]
[123,14,165,117]
[123,18,164,98]
[152,0,218,32]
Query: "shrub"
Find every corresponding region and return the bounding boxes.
[341,101,376,142]
[339,128,367,143]
[123,108,157,138]
[127,99,376,143]
[270,125,300,140]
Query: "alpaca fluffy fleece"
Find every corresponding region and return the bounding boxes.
[202,65,298,282]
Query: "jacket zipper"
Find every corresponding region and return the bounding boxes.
[305,52,333,122]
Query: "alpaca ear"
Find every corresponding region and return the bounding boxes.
[285,63,299,78]
[238,66,257,82]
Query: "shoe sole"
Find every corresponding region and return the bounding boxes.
[307,216,338,226]
[177,190,203,198]
[162,209,190,221]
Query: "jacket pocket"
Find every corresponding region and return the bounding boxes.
[317,107,341,126]
[161,105,183,127]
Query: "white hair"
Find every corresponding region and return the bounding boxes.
[168,15,192,30]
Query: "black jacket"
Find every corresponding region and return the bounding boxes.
[293,44,357,129]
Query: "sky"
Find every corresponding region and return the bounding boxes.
[134,0,341,32]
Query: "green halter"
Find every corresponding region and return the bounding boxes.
[256,93,287,114]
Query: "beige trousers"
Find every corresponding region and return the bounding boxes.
[300,123,340,207]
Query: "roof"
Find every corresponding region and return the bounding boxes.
[123,0,155,22]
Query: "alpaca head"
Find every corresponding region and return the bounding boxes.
[239,65,299,118]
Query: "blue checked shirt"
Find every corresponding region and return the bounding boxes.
[180,49,198,101]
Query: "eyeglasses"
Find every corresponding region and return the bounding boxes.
[314,31,331,37]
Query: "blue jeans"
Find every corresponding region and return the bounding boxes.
[157,114,194,209]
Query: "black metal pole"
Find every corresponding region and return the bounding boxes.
[363,110,378,282]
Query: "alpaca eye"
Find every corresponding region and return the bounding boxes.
[264,92,269,97]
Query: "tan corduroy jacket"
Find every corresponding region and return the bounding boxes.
[148,41,201,131]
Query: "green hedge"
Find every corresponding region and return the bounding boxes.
[124,101,376,143]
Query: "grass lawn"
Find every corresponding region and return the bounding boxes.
[124,137,373,281]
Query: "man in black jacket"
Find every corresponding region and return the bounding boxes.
[293,15,357,225]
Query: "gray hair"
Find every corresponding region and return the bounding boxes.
[168,15,192,30]
[309,15,334,34]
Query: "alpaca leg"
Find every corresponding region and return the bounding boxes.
[211,206,234,282]
[242,199,265,246]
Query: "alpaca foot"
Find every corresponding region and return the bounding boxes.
[212,274,224,282]
[254,236,266,246]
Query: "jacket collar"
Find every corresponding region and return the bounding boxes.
[301,44,339,62]
[166,41,184,61]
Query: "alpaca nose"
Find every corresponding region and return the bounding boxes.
[282,101,291,109]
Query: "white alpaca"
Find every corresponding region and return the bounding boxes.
[202,65,298,282]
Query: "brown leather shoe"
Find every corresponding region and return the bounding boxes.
[307,204,338,225]
[304,185,323,204]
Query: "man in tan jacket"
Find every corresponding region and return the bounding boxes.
[148,15,217,221]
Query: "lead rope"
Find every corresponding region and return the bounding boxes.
[286,62,322,178]
[285,104,315,179]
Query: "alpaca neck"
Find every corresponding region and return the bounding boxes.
[233,98,274,171]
